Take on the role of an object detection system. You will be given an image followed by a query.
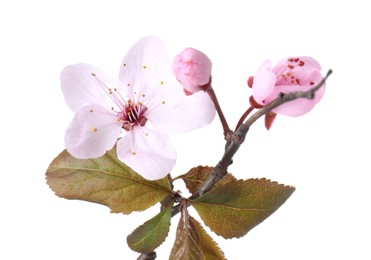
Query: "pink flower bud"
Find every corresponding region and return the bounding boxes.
[250,57,326,117]
[172,48,212,95]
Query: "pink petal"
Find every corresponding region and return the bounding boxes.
[145,82,216,134]
[252,60,276,105]
[116,127,176,180]
[273,56,322,79]
[61,64,122,112]
[65,105,122,158]
[119,36,172,101]
[270,71,326,116]
[172,47,212,93]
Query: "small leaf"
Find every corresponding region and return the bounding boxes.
[176,166,237,194]
[191,216,226,260]
[169,201,203,260]
[191,178,295,238]
[127,201,173,253]
[46,148,172,214]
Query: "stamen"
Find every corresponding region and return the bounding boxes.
[91,73,126,111]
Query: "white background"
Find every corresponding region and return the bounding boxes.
[1,0,370,259]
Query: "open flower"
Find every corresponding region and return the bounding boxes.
[172,48,212,95]
[61,37,215,180]
[250,56,326,117]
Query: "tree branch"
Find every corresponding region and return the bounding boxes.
[137,252,156,260]
[184,70,331,204]
[140,69,332,258]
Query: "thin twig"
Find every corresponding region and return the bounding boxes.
[235,106,254,131]
[206,85,233,139]
[140,69,332,258]
[182,69,331,206]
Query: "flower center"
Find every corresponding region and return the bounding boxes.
[91,73,148,131]
[276,57,306,86]
[119,101,148,131]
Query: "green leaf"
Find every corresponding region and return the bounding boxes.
[46,148,172,214]
[191,178,295,238]
[127,201,173,253]
[175,166,237,194]
[169,202,203,260]
[191,216,226,260]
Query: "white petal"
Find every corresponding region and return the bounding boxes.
[119,36,173,101]
[116,127,176,180]
[65,105,122,158]
[146,82,216,134]
[61,63,122,112]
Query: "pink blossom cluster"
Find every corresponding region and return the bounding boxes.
[61,37,215,180]
[61,37,326,180]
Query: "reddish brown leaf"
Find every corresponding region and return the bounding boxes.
[46,148,172,214]
[176,166,237,194]
[191,178,295,238]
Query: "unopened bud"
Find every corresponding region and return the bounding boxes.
[172,48,212,95]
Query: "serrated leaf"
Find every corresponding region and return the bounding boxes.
[191,216,226,260]
[169,202,203,260]
[176,166,237,194]
[169,202,226,260]
[46,148,172,214]
[191,178,295,238]
[127,201,173,253]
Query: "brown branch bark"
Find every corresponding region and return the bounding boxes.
[140,69,332,258]
[137,252,156,260]
[182,70,331,206]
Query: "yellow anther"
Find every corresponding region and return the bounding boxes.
[116,118,121,122]
[160,81,164,85]
[131,152,137,156]
[142,94,145,97]
[143,65,147,69]
[92,127,97,132]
